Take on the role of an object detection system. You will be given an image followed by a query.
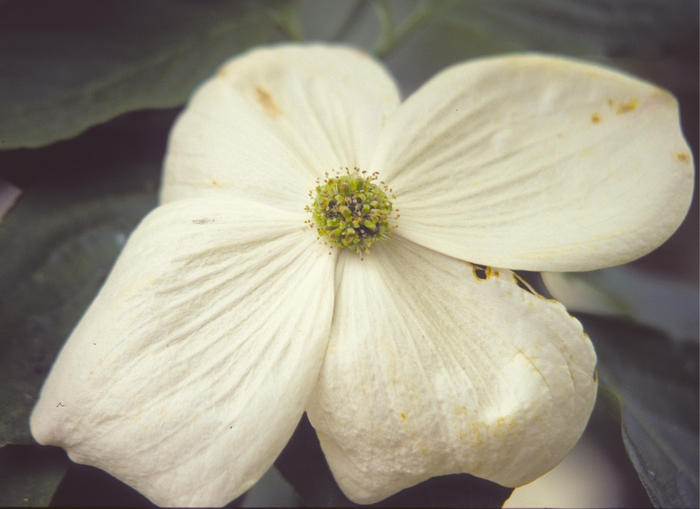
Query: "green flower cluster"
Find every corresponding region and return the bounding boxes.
[310,169,393,253]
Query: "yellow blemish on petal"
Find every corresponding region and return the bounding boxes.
[591,114,601,123]
[400,413,406,419]
[616,100,638,114]
[470,422,483,445]
[255,86,283,117]
[677,152,691,163]
[490,415,517,439]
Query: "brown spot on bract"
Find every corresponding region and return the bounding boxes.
[255,86,282,117]
[473,265,490,281]
[677,152,691,163]
[591,114,600,123]
[616,100,638,114]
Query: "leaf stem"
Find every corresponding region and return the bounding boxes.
[372,0,435,59]
[331,0,371,41]
[271,2,305,41]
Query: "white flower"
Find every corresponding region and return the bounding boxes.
[30,44,693,507]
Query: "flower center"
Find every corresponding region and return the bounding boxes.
[308,168,394,254]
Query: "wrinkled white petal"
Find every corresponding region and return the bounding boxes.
[373,54,694,271]
[542,267,700,341]
[306,238,596,504]
[31,199,334,507]
[162,44,401,211]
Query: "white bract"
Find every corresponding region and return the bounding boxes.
[30,44,693,507]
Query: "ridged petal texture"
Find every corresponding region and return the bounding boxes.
[374,54,693,271]
[306,238,596,503]
[30,199,335,507]
[161,44,401,212]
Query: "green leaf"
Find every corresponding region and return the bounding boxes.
[381,0,700,95]
[579,314,699,508]
[542,268,699,341]
[0,0,288,149]
[435,0,699,58]
[49,462,159,507]
[0,110,167,446]
[241,466,299,507]
[0,444,70,506]
[275,414,513,508]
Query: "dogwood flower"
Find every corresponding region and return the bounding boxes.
[30,44,693,507]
